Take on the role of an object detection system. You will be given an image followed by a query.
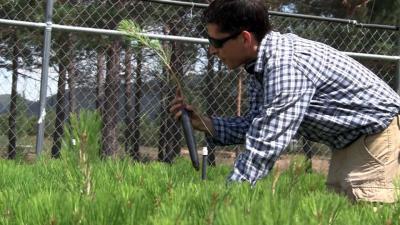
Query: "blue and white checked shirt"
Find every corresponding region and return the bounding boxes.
[206,31,400,186]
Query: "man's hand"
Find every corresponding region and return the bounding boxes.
[169,90,215,136]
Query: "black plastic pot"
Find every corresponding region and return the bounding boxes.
[180,109,200,170]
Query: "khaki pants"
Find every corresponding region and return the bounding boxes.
[327,115,400,203]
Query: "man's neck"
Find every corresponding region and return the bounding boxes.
[242,43,259,74]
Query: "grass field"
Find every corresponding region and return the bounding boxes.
[1,111,398,224]
[1,155,399,225]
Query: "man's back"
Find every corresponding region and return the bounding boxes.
[255,31,400,149]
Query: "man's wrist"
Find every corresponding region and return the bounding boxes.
[199,116,215,136]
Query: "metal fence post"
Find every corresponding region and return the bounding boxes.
[35,0,54,156]
[0,1,398,162]
[396,34,400,95]
[397,59,400,95]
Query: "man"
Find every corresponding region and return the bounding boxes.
[169,0,400,203]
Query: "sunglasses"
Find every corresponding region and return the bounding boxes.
[207,31,242,48]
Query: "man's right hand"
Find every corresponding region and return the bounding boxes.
[169,91,215,136]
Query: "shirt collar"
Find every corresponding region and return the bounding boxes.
[254,31,274,74]
[244,59,257,74]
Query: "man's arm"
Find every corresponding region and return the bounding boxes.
[206,75,264,146]
[228,64,316,185]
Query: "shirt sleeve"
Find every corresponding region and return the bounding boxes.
[206,75,263,148]
[228,63,316,186]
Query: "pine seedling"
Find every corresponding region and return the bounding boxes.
[117,20,183,93]
[118,20,212,170]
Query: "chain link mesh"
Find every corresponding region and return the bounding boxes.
[0,1,399,166]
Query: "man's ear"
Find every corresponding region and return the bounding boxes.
[241,31,253,47]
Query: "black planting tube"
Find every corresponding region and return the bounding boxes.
[181,109,200,170]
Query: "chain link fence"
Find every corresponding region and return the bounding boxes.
[0,0,399,166]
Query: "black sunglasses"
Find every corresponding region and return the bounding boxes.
[207,31,242,48]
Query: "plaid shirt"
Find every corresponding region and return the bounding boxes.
[206,31,400,186]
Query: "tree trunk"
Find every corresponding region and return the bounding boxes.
[51,61,67,158]
[123,46,140,160]
[205,51,216,166]
[101,39,121,157]
[67,35,77,114]
[7,34,18,159]
[132,47,143,160]
[158,19,184,163]
[96,48,106,114]
[237,71,243,117]
[158,70,180,163]
[232,69,246,161]
[158,67,168,161]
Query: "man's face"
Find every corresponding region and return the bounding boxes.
[206,23,247,69]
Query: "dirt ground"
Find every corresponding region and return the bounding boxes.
[2,146,330,176]
[179,148,330,175]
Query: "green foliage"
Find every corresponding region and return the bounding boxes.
[1,157,399,225]
[61,109,102,162]
[0,0,43,21]
[0,109,52,143]
[0,96,38,137]
[117,114,159,147]
[118,19,213,137]
[117,19,189,98]
[118,20,171,68]
[60,110,102,195]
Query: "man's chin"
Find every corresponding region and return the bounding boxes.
[225,63,241,70]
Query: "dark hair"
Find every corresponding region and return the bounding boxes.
[203,0,272,42]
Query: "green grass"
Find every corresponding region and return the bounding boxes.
[1,111,398,224]
[1,156,399,225]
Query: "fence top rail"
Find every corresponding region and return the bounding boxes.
[1,18,399,61]
[145,0,400,31]
[344,52,400,61]
[0,18,46,28]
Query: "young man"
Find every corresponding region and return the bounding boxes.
[170,0,400,203]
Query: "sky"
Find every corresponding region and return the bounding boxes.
[0,67,58,102]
